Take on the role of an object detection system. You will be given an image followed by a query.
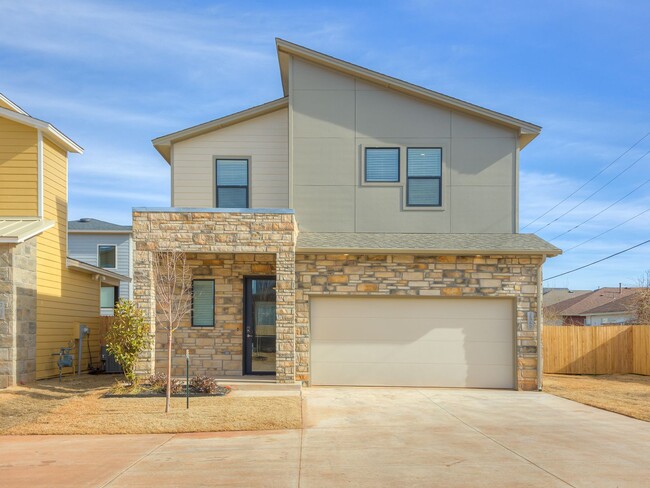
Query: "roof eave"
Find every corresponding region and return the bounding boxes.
[275,38,542,137]
[66,257,131,285]
[0,107,83,154]
[152,97,289,164]
[296,247,561,256]
[68,229,132,234]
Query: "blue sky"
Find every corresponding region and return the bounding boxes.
[1,0,648,289]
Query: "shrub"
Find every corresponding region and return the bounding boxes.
[190,375,220,394]
[148,372,182,394]
[105,300,151,383]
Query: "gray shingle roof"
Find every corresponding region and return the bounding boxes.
[68,218,131,232]
[296,233,561,255]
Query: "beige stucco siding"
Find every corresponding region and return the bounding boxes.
[0,117,38,217]
[290,57,518,233]
[172,108,289,208]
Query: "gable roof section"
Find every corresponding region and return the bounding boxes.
[68,218,132,233]
[275,38,541,148]
[0,104,83,154]
[548,287,639,316]
[297,232,561,256]
[66,257,130,286]
[152,97,288,163]
[0,218,55,243]
[0,93,29,115]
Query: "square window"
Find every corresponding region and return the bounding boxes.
[192,280,215,327]
[365,148,400,182]
[216,159,249,208]
[407,148,442,207]
[98,245,116,268]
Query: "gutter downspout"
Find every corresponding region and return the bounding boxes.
[37,129,44,218]
[537,256,546,391]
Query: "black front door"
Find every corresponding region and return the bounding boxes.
[244,277,276,375]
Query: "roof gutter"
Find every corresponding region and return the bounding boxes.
[66,257,131,286]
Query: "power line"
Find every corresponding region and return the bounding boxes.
[544,238,650,281]
[522,131,650,230]
[532,148,650,233]
[563,208,650,253]
[550,177,650,241]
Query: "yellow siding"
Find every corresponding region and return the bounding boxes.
[0,99,21,112]
[36,136,101,379]
[0,117,38,216]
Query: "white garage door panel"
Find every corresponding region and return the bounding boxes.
[312,362,514,389]
[312,340,513,365]
[310,297,514,388]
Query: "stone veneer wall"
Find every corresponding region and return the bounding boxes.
[295,254,542,390]
[0,240,37,388]
[155,253,276,377]
[132,210,296,382]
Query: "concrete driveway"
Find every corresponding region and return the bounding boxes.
[2,388,650,487]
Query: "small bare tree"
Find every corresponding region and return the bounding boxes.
[154,251,192,413]
[629,270,650,324]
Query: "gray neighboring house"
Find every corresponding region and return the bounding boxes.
[68,218,133,315]
[134,39,561,391]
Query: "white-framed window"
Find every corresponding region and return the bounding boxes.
[216,158,249,208]
[100,286,118,310]
[98,245,117,269]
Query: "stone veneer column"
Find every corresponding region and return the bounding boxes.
[0,240,37,388]
[133,248,156,376]
[275,250,296,383]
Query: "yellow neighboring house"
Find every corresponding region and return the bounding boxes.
[0,93,128,387]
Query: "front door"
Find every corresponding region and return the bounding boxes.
[244,277,276,375]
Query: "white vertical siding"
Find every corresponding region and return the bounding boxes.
[172,108,289,208]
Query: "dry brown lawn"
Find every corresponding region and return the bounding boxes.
[544,373,650,422]
[0,374,302,435]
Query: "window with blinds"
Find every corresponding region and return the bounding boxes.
[406,148,442,206]
[192,280,215,327]
[364,148,400,182]
[216,159,249,208]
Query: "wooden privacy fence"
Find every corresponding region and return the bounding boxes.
[543,325,650,375]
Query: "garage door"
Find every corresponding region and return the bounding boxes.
[310,297,514,389]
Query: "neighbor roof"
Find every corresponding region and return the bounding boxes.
[276,38,542,148]
[0,95,83,154]
[296,233,561,256]
[68,218,132,233]
[0,218,55,243]
[542,288,591,307]
[66,257,130,286]
[548,287,639,316]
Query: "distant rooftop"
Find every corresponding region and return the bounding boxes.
[68,218,132,233]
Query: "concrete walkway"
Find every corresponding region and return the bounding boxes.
[2,388,650,487]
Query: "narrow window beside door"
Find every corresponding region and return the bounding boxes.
[192,279,215,327]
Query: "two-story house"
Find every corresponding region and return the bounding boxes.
[0,93,128,387]
[134,39,560,391]
[68,218,133,315]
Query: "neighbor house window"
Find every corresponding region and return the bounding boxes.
[216,159,249,208]
[365,148,400,182]
[192,279,215,327]
[100,286,118,310]
[406,148,442,206]
[98,245,117,268]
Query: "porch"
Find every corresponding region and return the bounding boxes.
[132,208,296,383]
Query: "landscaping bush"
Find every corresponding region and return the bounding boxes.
[190,375,220,394]
[105,300,151,383]
[148,372,182,394]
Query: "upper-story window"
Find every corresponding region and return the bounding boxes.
[216,158,249,208]
[98,245,116,268]
[364,148,400,183]
[406,148,442,207]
